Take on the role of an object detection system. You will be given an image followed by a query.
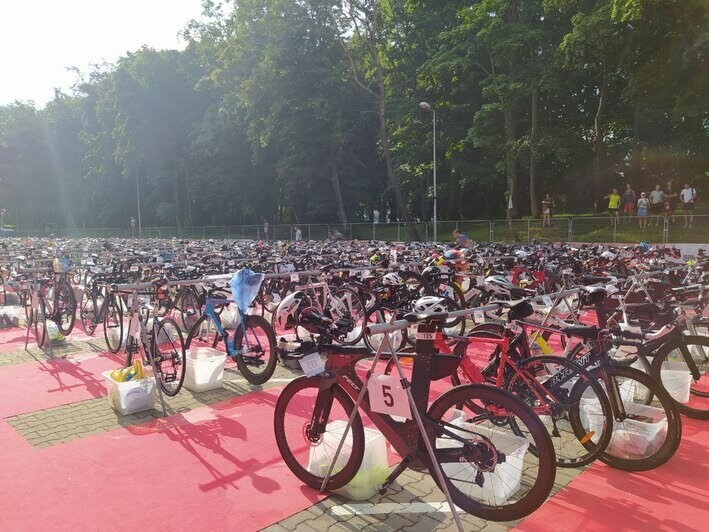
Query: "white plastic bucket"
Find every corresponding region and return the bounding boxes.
[184,348,226,392]
[307,420,390,501]
[661,362,692,403]
[436,414,530,505]
[103,371,156,415]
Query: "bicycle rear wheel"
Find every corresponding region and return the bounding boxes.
[426,384,556,522]
[598,366,682,471]
[54,278,76,336]
[103,296,123,353]
[79,291,98,336]
[180,287,201,332]
[152,317,186,396]
[650,335,709,419]
[274,376,365,490]
[234,314,277,385]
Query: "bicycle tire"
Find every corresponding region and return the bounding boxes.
[426,383,556,522]
[152,317,187,396]
[650,334,709,420]
[79,290,98,336]
[234,314,277,385]
[54,278,76,336]
[274,376,365,490]
[180,287,201,332]
[103,295,123,353]
[34,298,48,347]
[596,365,682,471]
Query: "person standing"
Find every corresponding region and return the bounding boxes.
[263,219,269,241]
[541,194,554,227]
[130,216,136,238]
[294,225,302,242]
[649,185,664,226]
[623,184,636,223]
[680,183,697,228]
[636,192,650,229]
[604,188,621,225]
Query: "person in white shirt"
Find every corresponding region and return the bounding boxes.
[636,192,650,229]
[649,185,664,226]
[679,184,697,228]
[294,225,302,242]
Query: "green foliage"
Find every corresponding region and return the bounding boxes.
[0,0,705,230]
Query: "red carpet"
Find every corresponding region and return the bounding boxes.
[0,387,324,531]
[517,417,708,532]
[0,351,122,417]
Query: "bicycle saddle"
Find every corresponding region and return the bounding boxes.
[490,299,534,320]
[563,325,602,340]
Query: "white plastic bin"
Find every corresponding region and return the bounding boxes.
[307,420,390,501]
[184,348,227,392]
[46,321,66,344]
[0,305,21,327]
[584,402,667,458]
[103,371,156,415]
[660,362,692,403]
[436,413,529,505]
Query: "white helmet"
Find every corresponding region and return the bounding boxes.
[274,291,309,330]
[382,272,404,286]
[412,296,447,314]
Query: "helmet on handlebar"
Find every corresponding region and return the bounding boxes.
[274,291,310,330]
[412,295,447,314]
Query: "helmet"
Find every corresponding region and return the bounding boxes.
[382,272,404,286]
[443,249,461,261]
[274,291,310,330]
[600,251,616,260]
[638,242,649,251]
[422,266,441,282]
[412,296,447,314]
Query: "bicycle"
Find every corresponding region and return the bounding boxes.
[274,313,557,522]
[117,279,187,396]
[78,272,125,353]
[185,283,277,385]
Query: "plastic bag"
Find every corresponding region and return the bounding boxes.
[230,269,265,314]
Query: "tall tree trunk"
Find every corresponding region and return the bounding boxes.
[330,159,347,227]
[505,0,519,220]
[504,108,517,219]
[448,168,460,219]
[370,8,420,240]
[529,85,539,218]
[593,67,608,211]
[632,101,641,185]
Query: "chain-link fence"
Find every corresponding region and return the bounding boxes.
[4,215,707,244]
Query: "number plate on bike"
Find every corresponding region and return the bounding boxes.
[298,352,325,376]
[290,274,299,282]
[369,374,411,420]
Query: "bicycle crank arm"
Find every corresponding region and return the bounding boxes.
[378,455,412,495]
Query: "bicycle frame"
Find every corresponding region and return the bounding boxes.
[199,296,252,357]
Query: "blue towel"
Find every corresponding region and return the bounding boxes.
[230,269,265,313]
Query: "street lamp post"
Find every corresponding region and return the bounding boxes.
[136,168,142,239]
[419,101,437,242]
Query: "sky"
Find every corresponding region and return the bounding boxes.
[0,0,206,107]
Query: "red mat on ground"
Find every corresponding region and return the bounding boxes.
[0,326,97,352]
[0,387,323,531]
[0,351,122,418]
[517,416,709,531]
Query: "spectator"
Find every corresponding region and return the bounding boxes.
[650,185,664,226]
[263,220,269,241]
[604,188,621,225]
[541,194,554,227]
[680,183,697,228]
[452,228,471,248]
[294,225,302,242]
[623,184,636,223]
[636,192,650,229]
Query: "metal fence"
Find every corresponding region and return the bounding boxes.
[4,214,708,244]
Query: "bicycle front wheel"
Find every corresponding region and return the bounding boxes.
[54,278,76,336]
[426,384,556,522]
[274,376,365,490]
[234,314,277,385]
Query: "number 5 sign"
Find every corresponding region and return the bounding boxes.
[369,374,411,420]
